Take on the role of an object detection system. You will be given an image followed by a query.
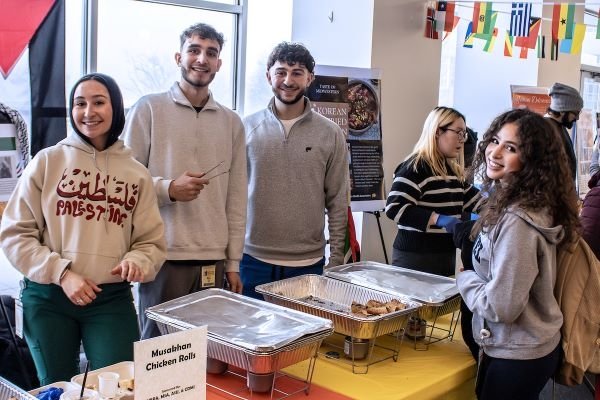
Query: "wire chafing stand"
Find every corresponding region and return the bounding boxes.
[146,288,333,399]
[256,274,422,374]
[325,261,462,351]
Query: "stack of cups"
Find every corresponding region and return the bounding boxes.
[98,372,120,399]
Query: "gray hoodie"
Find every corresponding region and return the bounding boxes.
[122,83,247,272]
[457,208,564,360]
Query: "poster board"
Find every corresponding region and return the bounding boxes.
[510,85,550,115]
[307,65,385,212]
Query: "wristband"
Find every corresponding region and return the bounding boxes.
[59,265,71,283]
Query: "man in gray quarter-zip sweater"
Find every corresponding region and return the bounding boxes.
[241,42,349,299]
[122,23,247,338]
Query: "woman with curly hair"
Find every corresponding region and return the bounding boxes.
[457,108,580,400]
[385,106,480,277]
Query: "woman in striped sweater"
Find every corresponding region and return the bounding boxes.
[385,106,480,276]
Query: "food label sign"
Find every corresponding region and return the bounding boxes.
[510,85,550,116]
[134,326,207,400]
[308,66,385,212]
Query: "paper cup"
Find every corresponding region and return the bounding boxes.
[98,372,120,399]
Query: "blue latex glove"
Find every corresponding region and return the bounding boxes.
[36,387,63,400]
[437,215,461,234]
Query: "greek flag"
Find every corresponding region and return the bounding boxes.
[510,2,532,37]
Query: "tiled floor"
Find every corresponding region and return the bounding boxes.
[540,375,596,399]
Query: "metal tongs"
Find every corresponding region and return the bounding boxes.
[203,160,229,180]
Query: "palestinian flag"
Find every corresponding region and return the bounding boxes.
[0,0,66,156]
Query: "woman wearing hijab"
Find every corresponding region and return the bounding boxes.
[0,73,166,384]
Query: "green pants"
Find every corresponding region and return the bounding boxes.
[22,280,139,385]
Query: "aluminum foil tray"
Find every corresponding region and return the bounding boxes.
[153,322,330,374]
[255,274,421,340]
[418,295,461,320]
[146,288,332,352]
[325,261,461,319]
[0,377,37,400]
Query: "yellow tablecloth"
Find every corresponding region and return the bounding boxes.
[283,315,477,400]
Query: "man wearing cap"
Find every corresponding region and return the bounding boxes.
[545,82,584,182]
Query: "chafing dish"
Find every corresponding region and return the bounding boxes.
[0,376,37,400]
[255,274,421,340]
[146,288,333,374]
[325,261,461,320]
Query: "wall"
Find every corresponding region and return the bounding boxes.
[292,0,374,69]
[292,0,442,263]
[365,0,444,263]
[537,4,584,89]
[292,0,585,265]
[451,3,540,135]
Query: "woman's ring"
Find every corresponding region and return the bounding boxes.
[76,299,83,305]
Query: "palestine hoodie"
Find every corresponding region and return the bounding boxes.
[0,133,166,285]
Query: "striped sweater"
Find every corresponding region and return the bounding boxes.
[385,157,480,253]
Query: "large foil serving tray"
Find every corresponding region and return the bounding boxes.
[324,261,461,320]
[256,274,421,340]
[0,376,37,400]
[152,322,331,374]
[145,288,332,352]
[325,261,459,305]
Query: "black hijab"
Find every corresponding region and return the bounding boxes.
[69,73,125,150]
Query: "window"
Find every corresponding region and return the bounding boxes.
[1,0,247,149]
[94,0,242,109]
[243,0,293,116]
[581,6,600,67]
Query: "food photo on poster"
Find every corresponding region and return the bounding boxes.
[307,66,385,211]
[347,80,379,137]
[347,79,381,142]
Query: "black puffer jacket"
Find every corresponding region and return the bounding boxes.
[580,172,600,259]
